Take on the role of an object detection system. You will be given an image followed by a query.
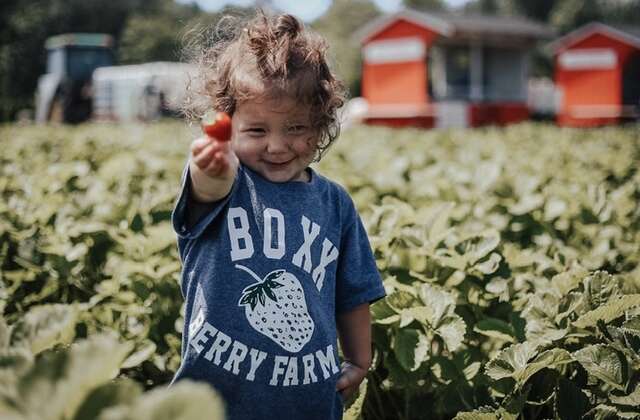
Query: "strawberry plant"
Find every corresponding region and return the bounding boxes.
[2,120,639,419]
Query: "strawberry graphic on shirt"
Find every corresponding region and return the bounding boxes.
[236,264,315,353]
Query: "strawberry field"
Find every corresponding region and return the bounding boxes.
[1,121,640,419]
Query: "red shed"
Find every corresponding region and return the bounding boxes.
[548,22,640,127]
[353,9,552,128]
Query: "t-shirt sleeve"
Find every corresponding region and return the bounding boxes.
[335,197,386,314]
[171,159,234,241]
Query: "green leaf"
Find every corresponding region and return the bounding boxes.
[474,318,516,343]
[399,306,431,327]
[573,295,640,329]
[521,348,572,384]
[96,379,225,420]
[0,346,33,373]
[121,340,157,369]
[15,333,133,420]
[462,361,482,381]
[370,299,396,321]
[419,283,456,328]
[609,383,640,406]
[387,290,418,312]
[463,230,501,265]
[556,377,589,420]
[485,341,539,383]
[471,252,502,275]
[587,404,619,420]
[620,316,640,337]
[453,408,500,420]
[0,317,8,350]
[72,379,142,420]
[583,271,619,310]
[393,328,424,372]
[573,344,626,391]
[551,266,589,297]
[343,378,367,420]
[10,304,78,355]
[436,316,466,352]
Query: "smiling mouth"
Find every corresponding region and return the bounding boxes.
[264,159,293,167]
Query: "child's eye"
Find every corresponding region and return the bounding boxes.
[287,125,307,135]
[245,128,266,137]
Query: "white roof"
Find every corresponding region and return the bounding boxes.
[93,62,196,81]
[547,22,640,54]
[353,9,553,45]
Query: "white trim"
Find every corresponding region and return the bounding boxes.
[353,9,453,44]
[364,103,434,118]
[559,48,617,70]
[470,41,483,101]
[568,104,638,118]
[548,22,640,54]
[363,37,426,63]
[431,46,448,99]
[521,50,530,101]
[435,101,469,128]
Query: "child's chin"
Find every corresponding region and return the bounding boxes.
[264,172,295,183]
[261,168,304,183]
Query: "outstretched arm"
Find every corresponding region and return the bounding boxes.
[336,302,372,400]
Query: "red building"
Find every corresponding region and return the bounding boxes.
[353,9,552,128]
[548,22,640,127]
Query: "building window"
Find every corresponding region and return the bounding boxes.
[483,47,526,101]
[445,46,471,99]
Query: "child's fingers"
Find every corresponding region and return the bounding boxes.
[204,152,227,176]
[336,374,350,391]
[192,139,229,168]
[192,142,216,169]
[336,362,367,394]
[191,137,211,156]
[191,136,230,159]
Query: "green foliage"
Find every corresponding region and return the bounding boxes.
[118,14,192,64]
[403,0,447,11]
[0,305,224,420]
[317,122,640,419]
[1,122,192,384]
[312,0,380,96]
[2,121,640,419]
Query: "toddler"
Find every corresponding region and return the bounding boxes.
[170,11,386,420]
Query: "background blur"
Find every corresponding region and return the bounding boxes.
[2,0,640,122]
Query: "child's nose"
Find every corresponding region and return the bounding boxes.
[266,135,289,154]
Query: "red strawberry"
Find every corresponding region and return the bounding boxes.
[201,110,232,142]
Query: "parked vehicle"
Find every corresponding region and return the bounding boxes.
[35,33,114,123]
[92,62,195,122]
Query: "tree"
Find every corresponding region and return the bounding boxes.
[312,0,381,97]
[404,0,447,11]
[549,0,604,33]
[0,0,151,121]
[118,1,202,64]
[511,0,557,22]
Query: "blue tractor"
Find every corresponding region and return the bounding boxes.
[35,33,114,123]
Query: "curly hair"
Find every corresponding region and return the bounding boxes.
[181,11,347,161]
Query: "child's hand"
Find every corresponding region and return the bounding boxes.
[190,135,238,180]
[336,361,368,400]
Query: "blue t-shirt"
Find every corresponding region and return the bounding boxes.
[169,161,386,420]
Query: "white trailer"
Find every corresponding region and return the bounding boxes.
[92,62,196,122]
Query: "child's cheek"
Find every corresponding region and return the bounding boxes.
[297,135,318,156]
[231,139,251,163]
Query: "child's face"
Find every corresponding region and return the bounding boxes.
[231,96,318,183]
